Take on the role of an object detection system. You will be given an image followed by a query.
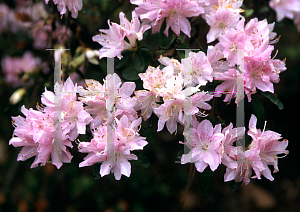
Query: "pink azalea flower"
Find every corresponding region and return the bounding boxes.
[158,55,182,75]
[269,0,300,21]
[206,6,242,43]
[132,0,204,37]
[92,20,126,60]
[78,74,138,128]
[133,90,159,121]
[180,119,224,172]
[9,106,73,169]
[79,115,147,180]
[247,114,289,181]
[93,12,150,59]
[221,123,245,169]
[138,65,174,96]
[181,51,213,87]
[214,68,245,104]
[45,0,83,18]
[224,146,265,185]
[218,27,253,65]
[207,45,228,77]
[158,0,204,37]
[119,11,151,49]
[41,77,93,141]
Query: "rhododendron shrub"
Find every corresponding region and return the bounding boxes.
[6,0,291,189]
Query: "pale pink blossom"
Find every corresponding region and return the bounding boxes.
[206,6,242,43]
[132,0,204,37]
[119,11,151,49]
[138,65,174,96]
[214,68,244,104]
[78,74,138,128]
[181,51,213,87]
[79,115,147,180]
[221,123,245,169]
[247,114,289,181]
[180,119,224,172]
[93,11,150,59]
[9,106,73,169]
[224,146,265,185]
[154,91,213,134]
[41,77,93,141]
[92,20,126,60]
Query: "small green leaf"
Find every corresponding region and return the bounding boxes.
[244,9,254,17]
[132,151,150,168]
[115,50,133,69]
[122,68,140,80]
[139,45,150,52]
[198,167,213,195]
[159,20,175,48]
[176,43,188,59]
[228,180,242,191]
[209,117,216,126]
[261,91,284,110]
[93,163,101,180]
[134,51,145,72]
[252,94,265,128]
[177,149,184,160]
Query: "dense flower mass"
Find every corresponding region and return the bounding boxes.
[5,0,291,186]
[213,17,286,102]
[180,114,288,184]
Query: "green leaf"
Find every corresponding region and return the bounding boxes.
[198,167,213,195]
[261,91,284,110]
[93,163,101,180]
[132,151,150,168]
[228,180,242,191]
[244,9,254,17]
[139,45,150,52]
[115,50,133,69]
[177,149,184,160]
[122,67,140,80]
[251,94,265,128]
[159,20,175,48]
[134,51,145,72]
[176,43,188,59]
[209,117,216,126]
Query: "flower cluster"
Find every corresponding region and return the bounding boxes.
[134,52,214,134]
[6,0,291,186]
[131,0,204,37]
[78,115,147,180]
[180,114,288,185]
[92,11,151,59]
[9,77,92,168]
[213,17,286,103]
